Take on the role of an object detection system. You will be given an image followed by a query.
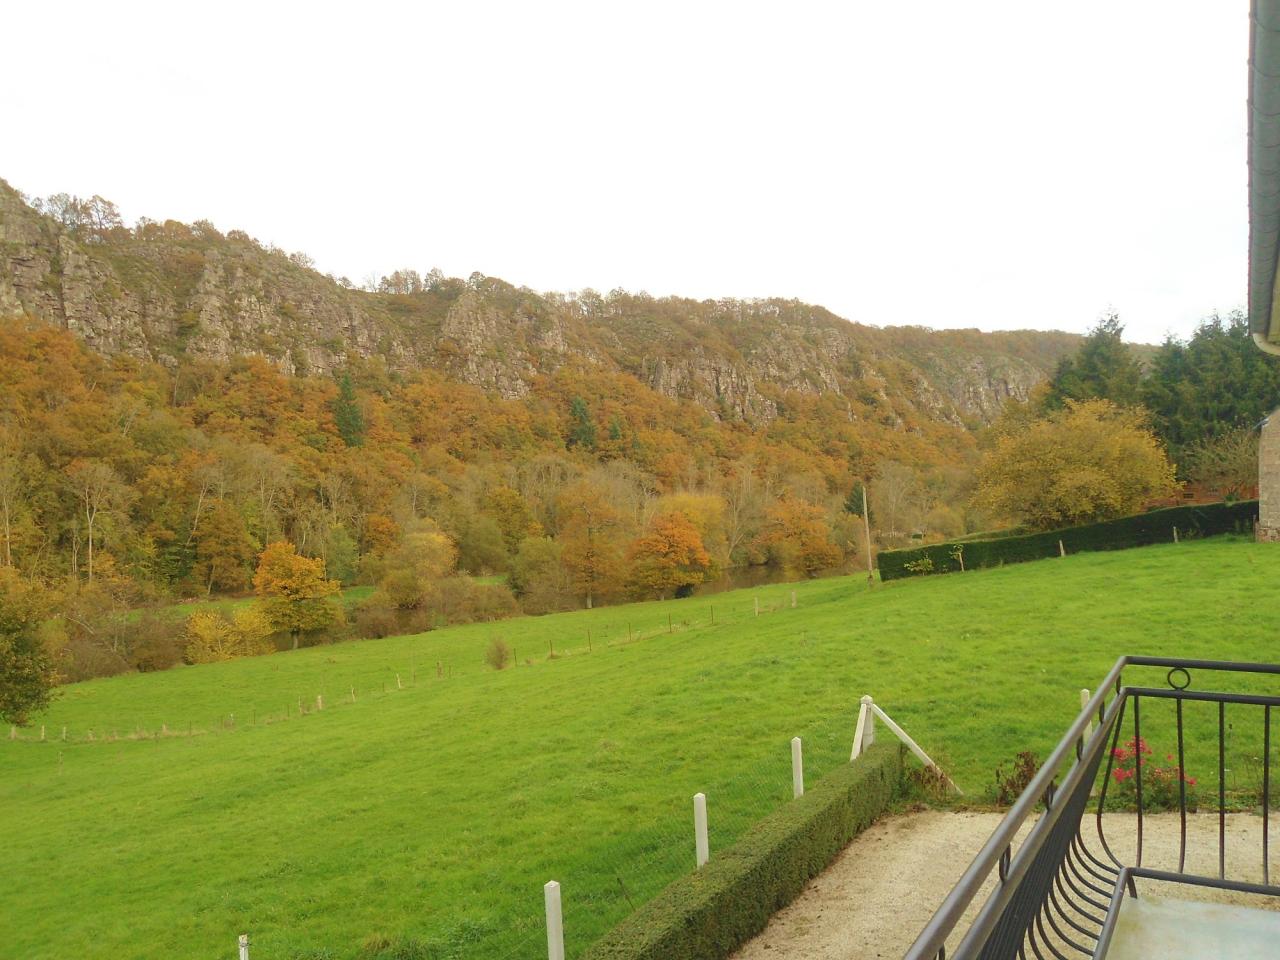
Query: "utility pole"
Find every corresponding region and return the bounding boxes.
[862,481,874,587]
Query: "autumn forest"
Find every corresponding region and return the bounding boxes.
[1,185,1277,701]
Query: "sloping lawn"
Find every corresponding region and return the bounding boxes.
[5,536,1277,959]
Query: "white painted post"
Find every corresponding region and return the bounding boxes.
[867,703,962,794]
[693,792,709,867]
[791,737,804,798]
[397,673,403,690]
[790,590,797,609]
[754,596,760,617]
[1081,688,1093,739]
[238,933,250,960]
[851,695,876,760]
[40,725,45,741]
[1173,526,1180,543]
[316,694,324,711]
[1058,539,1066,557]
[544,881,565,960]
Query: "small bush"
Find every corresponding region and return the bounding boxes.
[353,594,402,639]
[903,556,934,575]
[991,751,1041,806]
[484,638,511,670]
[907,760,953,804]
[130,613,185,672]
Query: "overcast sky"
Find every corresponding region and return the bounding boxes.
[5,1,1250,344]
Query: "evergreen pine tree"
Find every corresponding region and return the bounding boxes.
[332,373,365,447]
[567,396,596,449]
[1041,313,1143,410]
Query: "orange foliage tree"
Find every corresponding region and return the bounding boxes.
[627,511,713,599]
[757,498,843,577]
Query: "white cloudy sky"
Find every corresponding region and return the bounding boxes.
[5,1,1250,344]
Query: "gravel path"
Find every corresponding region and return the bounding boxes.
[731,810,1279,960]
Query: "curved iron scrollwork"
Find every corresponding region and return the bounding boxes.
[902,656,1280,960]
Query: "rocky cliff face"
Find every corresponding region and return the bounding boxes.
[0,180,1078,427]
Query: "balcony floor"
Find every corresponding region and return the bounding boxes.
[1104,895,1280,960]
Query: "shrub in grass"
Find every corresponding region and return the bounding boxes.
[990,751,1041,806]
[484,638,511,671]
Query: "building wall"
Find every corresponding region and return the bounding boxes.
[1261,408,1280,541]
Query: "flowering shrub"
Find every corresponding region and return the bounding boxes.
[1109,737,1197,811]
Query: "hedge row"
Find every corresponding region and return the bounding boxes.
[582,742,904,960]
[878,499,1259,581]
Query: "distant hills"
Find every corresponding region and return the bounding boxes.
[0,179,1082,430]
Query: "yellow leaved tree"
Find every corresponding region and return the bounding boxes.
[184,607,275,664]
[974,399,1177,530]
[252,542,343,650]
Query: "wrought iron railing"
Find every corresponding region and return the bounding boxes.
[903,656,1280,960]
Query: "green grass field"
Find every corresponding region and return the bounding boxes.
[6,537,1279,959]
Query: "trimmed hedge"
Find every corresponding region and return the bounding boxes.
[582,743,904,960]
[878,499,1259,582]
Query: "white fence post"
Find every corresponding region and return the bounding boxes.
[544,881,565,960]
[693,792,709,868]
[238,934,250,960]
[851,695,875,760]
[791,737,804,798]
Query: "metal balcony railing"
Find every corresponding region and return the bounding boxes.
[904,656,1280,960]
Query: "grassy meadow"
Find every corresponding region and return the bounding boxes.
[5,536,1280,959]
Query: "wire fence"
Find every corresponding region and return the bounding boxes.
[10,586,877,959]
[493,707,863,959]
[6,587,823,746]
